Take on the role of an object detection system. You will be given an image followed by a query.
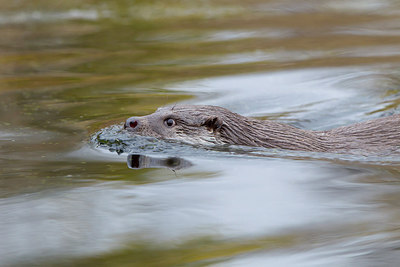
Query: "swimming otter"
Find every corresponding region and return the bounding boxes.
[124,105,400,154]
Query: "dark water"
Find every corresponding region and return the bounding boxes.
[1,0,400,266]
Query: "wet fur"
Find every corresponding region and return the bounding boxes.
[125,105,400,154]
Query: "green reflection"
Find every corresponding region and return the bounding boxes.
[58,235,294,267]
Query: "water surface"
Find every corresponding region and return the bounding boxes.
[1,0,400,266]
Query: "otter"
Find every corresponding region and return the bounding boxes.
[123,105,400,154]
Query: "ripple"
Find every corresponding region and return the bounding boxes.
[91,124,400,166]
[166,67,396,130]
[0,9,106,25]
[90,124,204,156]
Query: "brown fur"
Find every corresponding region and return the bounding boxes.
[124,105,400,154]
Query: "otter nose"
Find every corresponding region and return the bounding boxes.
[124,117,139,129]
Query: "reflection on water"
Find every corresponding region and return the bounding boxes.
[167,68,386,129]
[0,9,103,25]
[1,0,400,266]
[0,157,390,266]
[127,154,192,170]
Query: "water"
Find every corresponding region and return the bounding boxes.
[1,0,400,266]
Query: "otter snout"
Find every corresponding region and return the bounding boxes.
[124,117,140,130]
[123,115,163,138]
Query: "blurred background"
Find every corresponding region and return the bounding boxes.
[1,0,400,266]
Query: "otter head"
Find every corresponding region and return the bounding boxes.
[124,105,236,145]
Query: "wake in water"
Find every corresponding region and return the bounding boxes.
[90,124,400,167]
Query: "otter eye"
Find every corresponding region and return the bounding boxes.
[164,118,176,127]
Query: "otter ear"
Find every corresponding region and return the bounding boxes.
[203,117,223,132]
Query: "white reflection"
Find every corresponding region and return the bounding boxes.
[167,68,390,129]
[0,158,374,265]
[0,9,104,25]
